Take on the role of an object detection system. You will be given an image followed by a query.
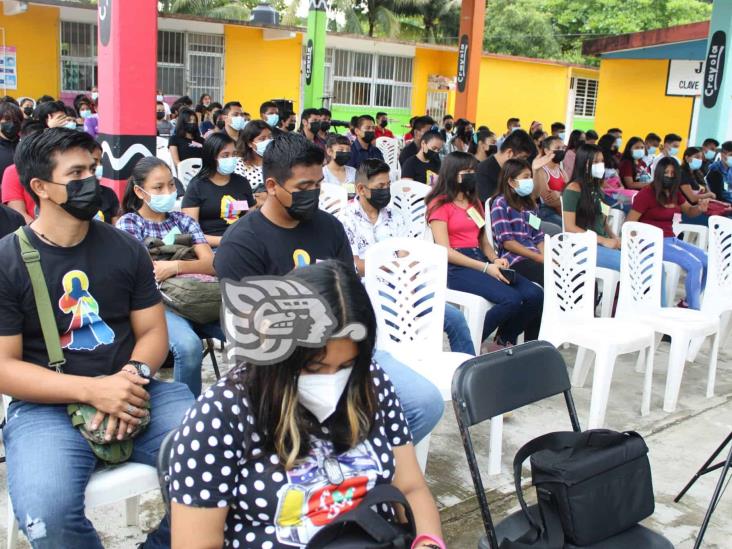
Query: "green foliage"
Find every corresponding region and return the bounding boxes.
[483,0,561,59]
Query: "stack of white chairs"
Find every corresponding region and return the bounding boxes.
[156,136,176,178]
[375,136,401,181]
[318,183,349,220]
[176,158,202,191]
[390,180,430,239]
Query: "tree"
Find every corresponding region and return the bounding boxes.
[483,0,562,59]
[164,0,251,20]
[330,0,427,38]
[396,0,461,44]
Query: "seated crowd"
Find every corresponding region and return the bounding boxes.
[0,90,729,548]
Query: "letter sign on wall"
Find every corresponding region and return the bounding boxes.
[703,30,726,108]
[457,35,469,93]
[305,39,314,85]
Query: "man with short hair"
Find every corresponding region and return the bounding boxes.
[317,107,332,141]
[550,122,566,141]
[440,114,454,142]
[156,101,173,136]
[477,129,537,202]
[701,137,720,173]
[0,129,194,547]
[585,129,599,145]
[643,132,661,166]
[348,115,384,169]
[651,133,682,175]
[260,100,280,129]
[375,112,394,139]
[215,133,444,444]
[401,130,443,185]
[496,117,521,149]
[220,100,246,142]
[398,115,436,167]
[706,140,732,203]
[277,110,296,133]
[300,107,325,149]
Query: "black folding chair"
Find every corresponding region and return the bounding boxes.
[156,428,178,513]
[452,340,672,549]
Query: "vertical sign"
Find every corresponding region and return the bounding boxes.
[457,35,469,93]
[0,46,17,90]
[702,31,726,108]
[97,0,157,199]
[303,0,328,109]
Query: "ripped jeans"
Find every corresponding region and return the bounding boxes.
[3,379,194,549]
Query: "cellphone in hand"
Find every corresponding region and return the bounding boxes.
[500,268,516,285]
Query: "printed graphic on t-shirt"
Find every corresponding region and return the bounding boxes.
[293,249,311,268]
[274,438,382,546]
[58,270,115,351]
[220,195,239,225]
[94,210,105,222]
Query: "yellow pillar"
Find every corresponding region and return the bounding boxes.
[454,0,486,121]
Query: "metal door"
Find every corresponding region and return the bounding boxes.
[426,90,448,122]
[187,33,224,102]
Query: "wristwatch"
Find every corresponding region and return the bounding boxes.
[125,360,152,379]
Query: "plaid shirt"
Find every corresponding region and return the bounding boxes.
[489,195,544,267]
[115,211,207,245]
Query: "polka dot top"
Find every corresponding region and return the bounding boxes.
[235,160,264,191]
[169,362,412,548]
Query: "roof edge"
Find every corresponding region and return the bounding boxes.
[582,20,710,56]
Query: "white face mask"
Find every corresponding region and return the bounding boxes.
[591,162,605,179]
[297,367,352,423]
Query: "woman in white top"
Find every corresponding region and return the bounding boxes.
[322,134,357,192]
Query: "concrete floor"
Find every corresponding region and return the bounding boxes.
[1,340,731,548]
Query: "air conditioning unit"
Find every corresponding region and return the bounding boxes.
[3,1,28,16]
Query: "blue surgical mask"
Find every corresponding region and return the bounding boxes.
[648,146,657,155]
[514,178,534,197]
[511,126,521,132]
[80,110,92,119]
[632,149,645,160]
[726,156,732,168]
[95,164,103,180]
[217,156,239,175]
[557,132,566,141]
[705,149,717,161]
[615,137,623,149]
[64,121,77,130]
[266,113,279,127]
[139,187,177,213]
[669,146,680,157]
[255,138,272,157]
[230,115,247,132]
[689,158,703,171]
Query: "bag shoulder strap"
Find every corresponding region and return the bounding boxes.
[14,227,65,372]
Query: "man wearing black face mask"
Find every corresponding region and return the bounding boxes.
[374,112,394,139]
[0,128,194,547]
[401,131,444,185]
[318,107,332,142]
[347,115,384,169]
[0,102,22,178]
[299,108,326,150]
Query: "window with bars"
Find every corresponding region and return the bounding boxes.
[573,77,599,118]
[61,21,97,93]
[326,49,413,109]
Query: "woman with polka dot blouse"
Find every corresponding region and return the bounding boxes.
[169,260,444,549]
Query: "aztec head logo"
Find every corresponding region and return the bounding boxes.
[221,277,367,366]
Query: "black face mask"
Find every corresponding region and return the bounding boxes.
[662,176,677,190]
[278,186,320,222]
[23,106,34,117]
[334,151,351,166]
[362,131,376,144]
[425,150,440,163]
[1,121,19,141]
[309,121,322,134]
[156,111,165,121]
[320,121,331,133]
[444,122,453,131]
[464,131,474,143]
[487,144,498,156]
[286,122,296,132]
[48,175,102,221]
[459,173,477,194]
[552,150,566,163]
[184,122,198,134]
[215,118,226,130]
[366,187,391,210]
[379,119,388,129]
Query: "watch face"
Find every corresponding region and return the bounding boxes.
[138,363,151,377]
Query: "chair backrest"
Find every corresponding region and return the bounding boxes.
[542,231,597,321]
[364,238,447,357]
[156,136,168,152]
[156,428,178,512]
[375,137,400,179]
[156,147,177,178]
[484,197,496,249]
[451,341,581,546]
[390,179,431,239]
[607,208,625,237]
[618,221,664,314]
[177,158,202,190]
[705,215,732,306]
[319,183,349,219]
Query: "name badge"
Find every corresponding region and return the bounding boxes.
[600,202,611,217]
[232,200,249,212]
[162,226,182,246]
[466,207,485,228]
[528,212,542,230]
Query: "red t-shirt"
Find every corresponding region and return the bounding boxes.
[428,196,484,248]
[1,164,35,218]
[375,127,395,139]
[619,158,649,182]
[632,185,685,238]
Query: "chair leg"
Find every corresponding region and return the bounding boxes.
[205,339,221,380]
[571,347,593,388]
[487,415,503,476]
[125,496,140,527]
[635,333,660,373]
[641,340,655,416]
[706,332,720,399]
[663,336,692,413]
[599,281,617,318]
[414,435,430,473]
[6,494,18,549]
[587,351,617,429]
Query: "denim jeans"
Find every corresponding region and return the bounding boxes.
[165,309,224,397]
[4,380,194,549]
[444,303,476,355]
[373,350,444,444]
[448,248,543,344]
[537,204,563,228]
[596,245,621,271]
[663,237,707,310]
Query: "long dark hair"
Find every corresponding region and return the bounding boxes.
[426,151,480,218]
[570,144,603,230]
[652,156,681,205]
[681,146,705,189]
[496,158,535,211]
[621,136,646,180]
[567,129,585,151]
[236,119,269,163]
[121,156,171,213]
[597,133,617,169]
[226,260,378,470]
[174,107,201,140]
[197,132,235,180]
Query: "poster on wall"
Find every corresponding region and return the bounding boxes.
[0,46,18,90]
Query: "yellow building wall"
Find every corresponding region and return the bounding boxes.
[412,47,457,116]
[595,58,693,146]
[223,26,302,115]
[0,2,60,99]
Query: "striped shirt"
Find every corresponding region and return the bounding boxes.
[489,194,544,266]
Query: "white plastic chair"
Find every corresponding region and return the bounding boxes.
[364,238,473,470]
[156,146,177,179]
[390,180,430,239]
[673,220,709,251]
[176,158,202,191]
[318,183,348,220]
[538,232,656,428]
[3,395,159,549]
[375,136,400,181]
[617,222,720,413]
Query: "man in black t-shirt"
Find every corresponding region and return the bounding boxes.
[0,203,24,238]
[0,129,194,547]
[401,130,443,185]
[477,129,536,202]
[215,133,444,444]
[399,115,436,168]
